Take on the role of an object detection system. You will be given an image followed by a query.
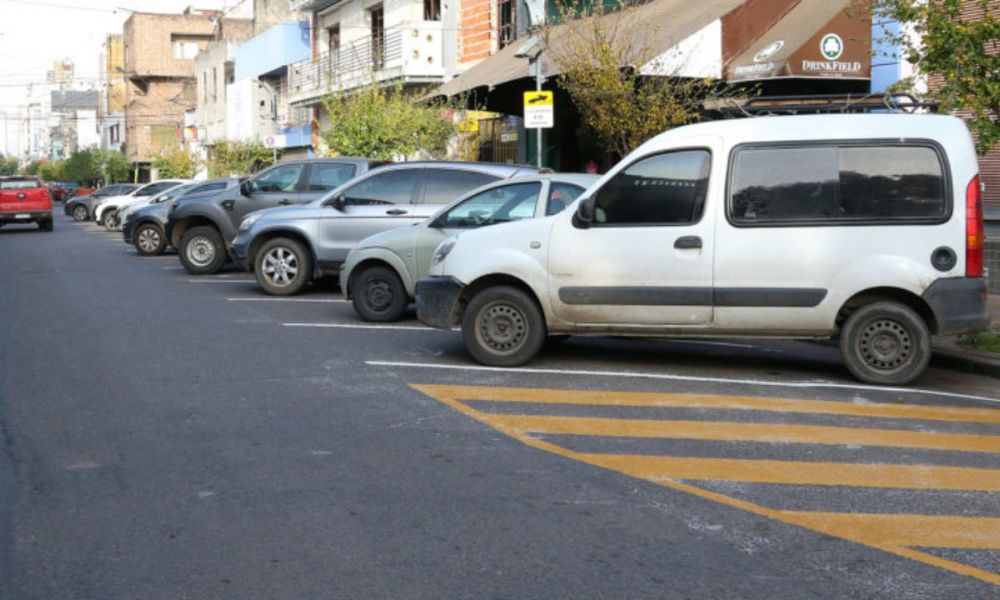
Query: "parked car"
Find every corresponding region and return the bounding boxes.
[65,183,140,221]
[342,174,598,321]
[0,176,53,231]
[167,158,389,275]
[415,114,991,386]
[230,161,545,296]
[123,178,240,256]
[94,179,187,230]
[48,181,79,202]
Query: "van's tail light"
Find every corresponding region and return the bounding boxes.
[966,174,984,277]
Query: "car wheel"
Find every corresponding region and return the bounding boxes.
[351,265,407,322]
[839,301,931,386]
[72,205,88,222]
[134,223,165,256]
[254,237,312,296]
[38,219,53,232]
[462,285,546,367]
[102,209,117,230]
[179,226,226,274]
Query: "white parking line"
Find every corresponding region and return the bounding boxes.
[161,266,185,270]
[284,322,433,331]
[228,297,348,303]
[182,279,257,284]
[364,360,1000,404]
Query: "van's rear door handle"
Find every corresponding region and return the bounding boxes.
[386,209,408,215]
[674,236,702,249]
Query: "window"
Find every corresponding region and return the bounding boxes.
[251,164,305,193]
[190,182,227,195]
[370,6,385,69]
[424,0,441,20]
[307,163,356,191]
[421,170,498,204]
[212,67,218,101]
[592,150,711,226]
[327,24,341,57]
[546,182,586,216]
[342,170,422,205]
[497,0,516,49]
[202,72,208,102]
[729,144,948,225]
[443,182,542,228]
[171,40,200,60]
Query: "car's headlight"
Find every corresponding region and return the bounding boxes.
[238,213,261,232]
[432,236,458,265]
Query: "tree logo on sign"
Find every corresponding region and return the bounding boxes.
[821,34,843,60]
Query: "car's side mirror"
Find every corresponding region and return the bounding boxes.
[573,197,595,229]
[240,180,252,197]
[332,194,347,211]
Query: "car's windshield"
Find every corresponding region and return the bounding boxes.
[155,183,197,203]
[442,182,543,228]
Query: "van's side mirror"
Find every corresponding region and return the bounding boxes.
[573,197,594,229]
[240,180,252,197]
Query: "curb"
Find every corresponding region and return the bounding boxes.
[932,338,1000,379]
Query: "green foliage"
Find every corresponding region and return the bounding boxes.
[62,148,102,185]
[95,149,129,183]
[544,0,732,160]
[208,140,276,177]
[0,156,18,176]
[320,82,457,159]
[37,160,66,182]
[876,0,1000,155]
[959,324,1000,353]
[152,146,203,179]
[21,161,41,176]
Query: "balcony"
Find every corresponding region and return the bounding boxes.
[288,21,445,106]
[289,0,340,13]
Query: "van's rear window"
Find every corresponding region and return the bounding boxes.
[729,144,947,225]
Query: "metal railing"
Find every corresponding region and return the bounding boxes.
[289,28,405,100]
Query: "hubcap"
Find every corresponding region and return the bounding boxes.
[364,279,394,311]
[859,318,912,371]
[187,236,217,267]
[478,302,527,355]
[137,228,160,252]
[261,247,299,286]
[74,206,86,220]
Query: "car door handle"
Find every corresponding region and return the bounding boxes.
[674,236,702,249]
[385,209,408,215]
[278,199,292,205]
[221,199,235,210]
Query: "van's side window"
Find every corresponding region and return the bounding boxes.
[592,149,710,226]
[730,144,947,224]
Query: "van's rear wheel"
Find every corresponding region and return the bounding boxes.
[839,302,931,386]
[462,286,545,367]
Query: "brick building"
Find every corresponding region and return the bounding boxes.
[122,8,252,180]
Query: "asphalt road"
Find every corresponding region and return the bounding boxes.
[1,214,999,599]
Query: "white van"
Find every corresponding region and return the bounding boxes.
[415,114,990,385]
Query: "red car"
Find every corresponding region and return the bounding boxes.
[0,176,53,231]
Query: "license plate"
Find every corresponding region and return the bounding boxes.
[14,213,30,219]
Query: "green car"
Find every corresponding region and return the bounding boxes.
[341,173,599,322]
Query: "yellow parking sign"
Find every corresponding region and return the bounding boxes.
[524,91,554,128]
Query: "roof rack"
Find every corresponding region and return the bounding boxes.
[717,93,940,118]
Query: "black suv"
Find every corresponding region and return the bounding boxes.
[166,158,387,274]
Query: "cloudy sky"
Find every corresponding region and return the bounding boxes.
[0,0,252,156]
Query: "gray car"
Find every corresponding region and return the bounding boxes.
[229,161,543,296]
[342,174,598,321]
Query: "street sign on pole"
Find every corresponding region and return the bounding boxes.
[523,91,553,129]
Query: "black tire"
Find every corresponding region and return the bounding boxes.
[101,209,117,230]
[351,265,408,322]
[179,225,226,275]
[134,223,165,256]
[254,237,312,296]
[38,219,53,232]
[72,204,88,222]
[839,301,931,386]
[461,285,546,367]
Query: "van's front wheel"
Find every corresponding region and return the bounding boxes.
[462,286,545,367]
[839,302,931,386]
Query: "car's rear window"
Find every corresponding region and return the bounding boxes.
[1,179,41,190]
[728,143,948,226]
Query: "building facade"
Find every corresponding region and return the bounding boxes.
[99,34,127,152]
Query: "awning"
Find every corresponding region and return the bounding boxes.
[434,0,745,98]
[725,0,871,82]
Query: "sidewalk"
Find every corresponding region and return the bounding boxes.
[931,293,1000,378]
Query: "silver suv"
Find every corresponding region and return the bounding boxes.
[229,161,542,296]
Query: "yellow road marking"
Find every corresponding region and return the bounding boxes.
[412,384,1000,585]
[414,384,1000,424]
[485,414,1000,454]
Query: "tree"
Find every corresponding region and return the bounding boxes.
[95,149,129,183]
[21,161,41,176]
[542,1,734,161]
[875,0,1000,155]
[207,140,275,177]
[0,156,18,176]
[62,148,102,185]
[320,82,457,159]
[37,160,66,182]
[152,146,203,178]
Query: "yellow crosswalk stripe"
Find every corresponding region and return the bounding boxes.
[777,512,1000,550]
[485,414,1000,454]
[413,384,1000,424]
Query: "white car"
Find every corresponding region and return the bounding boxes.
[94,179,188,230]
[416,113,990,385]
